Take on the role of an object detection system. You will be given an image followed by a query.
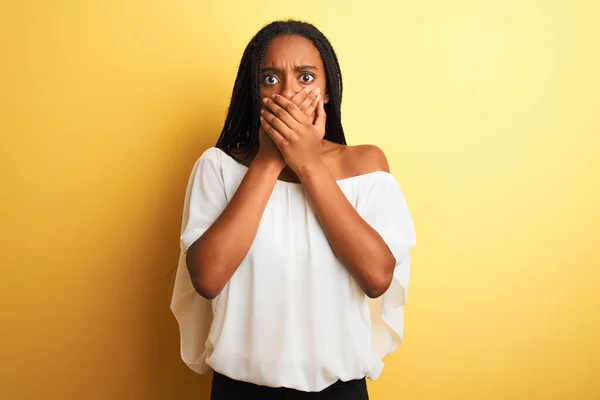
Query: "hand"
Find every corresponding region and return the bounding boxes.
[259,93,327,173]
[290,87,327,138]
[256,88,327,171]
[289,88,326,138]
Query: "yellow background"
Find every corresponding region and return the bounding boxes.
[1,0,599,399]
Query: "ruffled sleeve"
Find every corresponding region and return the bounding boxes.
[357,172,416,378]
[170,148,227,374]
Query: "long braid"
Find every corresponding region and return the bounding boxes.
[312,37,345,145]
[243,29,279,161]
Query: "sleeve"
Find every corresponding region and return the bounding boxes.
[357,173,417,376]
[169,149,228,374]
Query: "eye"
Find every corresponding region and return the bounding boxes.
[263,75,279,85]
[300,74,315,84]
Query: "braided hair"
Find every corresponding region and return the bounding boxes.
[215,19,346,160]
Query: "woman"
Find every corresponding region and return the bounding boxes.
[171,19,416,399]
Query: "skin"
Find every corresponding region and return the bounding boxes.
[186,34,395,300]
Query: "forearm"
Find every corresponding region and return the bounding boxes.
[297,161,395,298]
[186,157,282,299]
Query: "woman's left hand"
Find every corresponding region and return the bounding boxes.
[259,93,327,174]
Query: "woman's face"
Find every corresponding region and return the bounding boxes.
[260,34,329,103]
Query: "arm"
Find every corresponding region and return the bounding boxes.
[296,147,396,298]
[186,154,282,300]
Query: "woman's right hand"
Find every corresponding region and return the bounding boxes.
[255,87,321,170]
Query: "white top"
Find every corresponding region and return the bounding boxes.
[170,147,416,392]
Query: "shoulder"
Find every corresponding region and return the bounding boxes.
[197,146,245,166]
[343,144,391,175]
[189,147,228,177]
[198,146,222,163]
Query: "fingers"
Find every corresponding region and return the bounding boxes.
[314,98,327,135]
[297,88,321,117]
[260,108,294,142]
[270,94,309,124]
[290,87,311,110]
[305,91,321,122]
[262,97,298,131]
[259,116,287,147]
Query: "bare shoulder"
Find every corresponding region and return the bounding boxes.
[342,144,390,176]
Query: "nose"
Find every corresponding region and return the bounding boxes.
[280,77,300,99]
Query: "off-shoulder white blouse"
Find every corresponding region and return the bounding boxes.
[170,147,416,392]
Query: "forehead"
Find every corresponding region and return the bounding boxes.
[262,35,324,68]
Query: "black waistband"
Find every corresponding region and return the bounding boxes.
[211,370,369,399]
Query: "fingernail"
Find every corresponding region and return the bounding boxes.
[315,88,321,95]
[272,94,278,99]
[260,109,264,113]
[262,98,268,104]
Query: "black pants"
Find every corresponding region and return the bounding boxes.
[210,371,369,400]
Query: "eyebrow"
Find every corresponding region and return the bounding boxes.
[261,65,318,74]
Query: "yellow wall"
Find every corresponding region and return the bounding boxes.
[1,1,599,399]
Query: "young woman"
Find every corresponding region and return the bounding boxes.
[171,20,416,399]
